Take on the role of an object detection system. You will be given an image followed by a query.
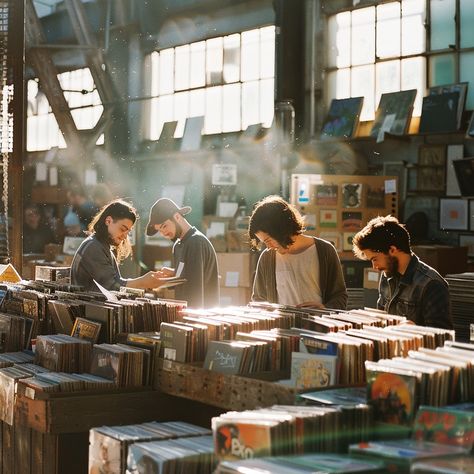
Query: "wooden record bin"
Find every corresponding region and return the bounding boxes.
[155,359,298,411]
[2,388,220,474]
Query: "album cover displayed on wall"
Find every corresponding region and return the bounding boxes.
[429,82,468,130]
[419,92,460,133]
[370,89,417,140]
[452,158,474,196]
[320,97,364,139]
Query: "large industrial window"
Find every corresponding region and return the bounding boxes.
[27,68,103,151]
[145,25,275,140]
[327,0,474,122]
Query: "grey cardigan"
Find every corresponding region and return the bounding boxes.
[251,237,348,310]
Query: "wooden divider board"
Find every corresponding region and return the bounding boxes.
[291,174,398,253]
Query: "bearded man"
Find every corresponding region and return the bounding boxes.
[352,215,452,329]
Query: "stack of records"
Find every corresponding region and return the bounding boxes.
[127,435,215,474]
[90,343,148,387]
[413,405,474,451]
[34,335,92,373]
[89,421,211,474]
[0,365,36,424]
[0,312,35,352]
[125,332,161,386]
[34,265,70,282]
[216,454,385,474]
[213,405,372,460]
[160,321,208,363]
[20,372,115,394]
[20,372,115,395]
[445,273,474,342]
[0,350,35,368]
[365,339,474,425]
[349,439,468,472]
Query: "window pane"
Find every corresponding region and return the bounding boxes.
[206,37,223,86]
[222,83,241,132]
[205,86,222,134]
[326,69,351,109]
[460,52,474,110]
[189,88,205,118]
[328,12,351,68]
[260,78,274,128]
[150,51,160,96]
[351,7,375,66]
[260,26,275,79]
[242,80,260,129]
[461,0,474,48]
[223,34,240,83]
[351,64,375,120]
[402,0,426,55]
[430,0,456,51]
[158,95,174,136]
[190,42,205,89]
[174,91,189,137]
[429,53,455,86]
[158,49,174,95]
[175,45,190,91]
[377,3,400,59]
[149,97,160,140]
[241,29,260,81]
[401,56,426,116]
[375,60,401,110]
[26,116,38,151]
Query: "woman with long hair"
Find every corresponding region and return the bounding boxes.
[71,199,159,291]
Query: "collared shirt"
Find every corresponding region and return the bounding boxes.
[378,254,452,329]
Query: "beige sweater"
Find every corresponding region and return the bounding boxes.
[251,237,348,310]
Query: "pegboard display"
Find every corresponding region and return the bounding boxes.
[290,174,398,253]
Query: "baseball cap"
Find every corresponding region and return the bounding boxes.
[146,198,192,236]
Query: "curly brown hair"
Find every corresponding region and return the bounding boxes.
[248,195,305,250]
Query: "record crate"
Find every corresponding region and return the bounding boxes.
[3,388,220,474]
[155,359,298,411]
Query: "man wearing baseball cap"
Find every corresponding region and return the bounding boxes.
[146,198,219,308]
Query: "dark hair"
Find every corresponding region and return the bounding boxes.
[88,199,138,262]
[352,215,411,259]
[248,195,305,250]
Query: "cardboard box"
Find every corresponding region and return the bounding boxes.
[412,245,468,276]
[217,252,251,288]
[364,267,380,290]
[219,287,251,306]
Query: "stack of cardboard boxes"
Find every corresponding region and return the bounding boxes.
[217,252,254,306]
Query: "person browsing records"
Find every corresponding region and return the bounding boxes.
[71,200,160,291]
[352,215,452,329]
[248,195,347,309]
[146,198,219,308]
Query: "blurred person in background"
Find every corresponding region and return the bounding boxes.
[23,203,56,254]
[66,183,97,231]
[92,183,114,210]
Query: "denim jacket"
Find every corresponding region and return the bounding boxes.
[377,254,453,329]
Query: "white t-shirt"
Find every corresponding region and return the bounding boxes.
[275,243,322,306]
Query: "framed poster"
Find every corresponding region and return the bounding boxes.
[459,234,474,258]
[439,198,468,231]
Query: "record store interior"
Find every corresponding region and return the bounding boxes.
[2,0,474,473]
